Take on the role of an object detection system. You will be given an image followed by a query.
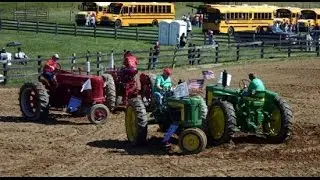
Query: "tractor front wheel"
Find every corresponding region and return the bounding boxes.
[204,100,236,146]
[125,98,148,146]
[178,128,207,154]
[263,96,293,143]
[19,82,50,122]
[88,104,110,125]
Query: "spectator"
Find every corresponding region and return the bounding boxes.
[187,19,192,37]
[14,47,28,65]
[182,14,186,21]
[199,14,203,28]
[0,48,8,61]
[208,30,216,45]
[284,23,289,33]
[179,33,187,48]
[152,41,160,69]
[314,23,320,31]
[194,15,199,27]
[90,14,96,27]
[85,13,90,26]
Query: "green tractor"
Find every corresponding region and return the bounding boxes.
[125,73,208,154]
[204,70,293,146]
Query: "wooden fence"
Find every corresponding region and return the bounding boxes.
[0,38,319,86]
[13,10,49,22]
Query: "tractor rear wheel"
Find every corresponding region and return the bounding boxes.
[125,98,148,146]
[102,74,116,111]
[263,96,293,144]
[88,104,110,125]
[178,128,207,154]
[19,82,49,122]
[204,99,236,146]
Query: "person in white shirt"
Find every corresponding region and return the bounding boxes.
[0,48,12,65]
[14,47,28,65]
[187,19,192,37]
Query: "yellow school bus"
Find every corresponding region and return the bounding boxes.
[202,4,276,35]
[274,7,301,25]
[75,2,111,26]
[298,8,320,31]
[100,2,175,28]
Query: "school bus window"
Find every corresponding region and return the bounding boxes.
[317,15,320,19]
[98,6,103,11]
[227,13,230,19]
[220,13,225,20]
[167,6,171,13]
[145,5,149,13]
[123,6,128,14]
[231,13,234,19]
[249,13,252,19]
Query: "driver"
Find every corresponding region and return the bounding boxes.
[153,67,173,112]
[242,73,265,97]
[43,54,60,87]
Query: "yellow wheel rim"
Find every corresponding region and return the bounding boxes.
[209,106,225,140]
[125,106,137,142]
[266,108,282,136]
[182,133,200,152]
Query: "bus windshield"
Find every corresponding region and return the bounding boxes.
[109,3,122,14]
[80,2,98,11]
[301,11,316,19]
[276,10,291,18]
[204,12,224,23]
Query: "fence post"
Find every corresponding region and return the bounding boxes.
[288,39,291,57]
[55,23,58,35]
[0,18,2,31]
[94,25,96,38]
[215,44,219,63]
[96,52,101,75]
[3,61,8,85]
[17,20,20,32]
[36,21,39,34]
[260,41,264,59]
[71,53,76,73]
[204,34,207,45]
[136,27,139,41]
[74,23,77,36]
[86,52,90,75]
[148,47,153,70]
[37,55,42,74]
[317,39,320,57]
[114,27,118,40]
[236,44,240,61]
[228,33,231,49]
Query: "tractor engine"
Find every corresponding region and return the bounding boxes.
[52,73,105,107]
[158,96,204,132]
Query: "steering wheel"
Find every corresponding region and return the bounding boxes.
[239,79,250,90]
[54,63,62,72]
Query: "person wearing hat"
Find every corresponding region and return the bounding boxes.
[152,67,173,114]
[242,73,265,97]
[0,48,8,61]
[14,47,28,65]
[43,54,60,87]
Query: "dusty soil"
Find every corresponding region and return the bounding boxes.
[1,58,320,177]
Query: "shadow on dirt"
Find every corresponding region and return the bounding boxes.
[87,137,180,156]
[0,114,91,126]
[232,135,268,145]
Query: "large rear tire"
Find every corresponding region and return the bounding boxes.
[263,96,293,144]
[19,82,49,122]
[204,99,236,146]
[125,98,148,146]
[102,74,116,111]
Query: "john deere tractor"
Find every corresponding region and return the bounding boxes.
[204,70,293,146]
[125,73,208,154]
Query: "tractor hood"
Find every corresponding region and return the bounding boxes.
[206,85,240,96]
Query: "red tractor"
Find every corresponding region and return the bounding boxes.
[19,65,111,125]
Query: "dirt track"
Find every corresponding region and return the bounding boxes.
[1,58,320,177]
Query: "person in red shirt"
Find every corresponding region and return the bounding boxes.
[119,51,139,106]
[43,54,60,86]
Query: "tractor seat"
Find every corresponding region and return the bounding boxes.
[243,91,265,107]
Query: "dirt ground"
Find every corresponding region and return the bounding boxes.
[1,58,320,177]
